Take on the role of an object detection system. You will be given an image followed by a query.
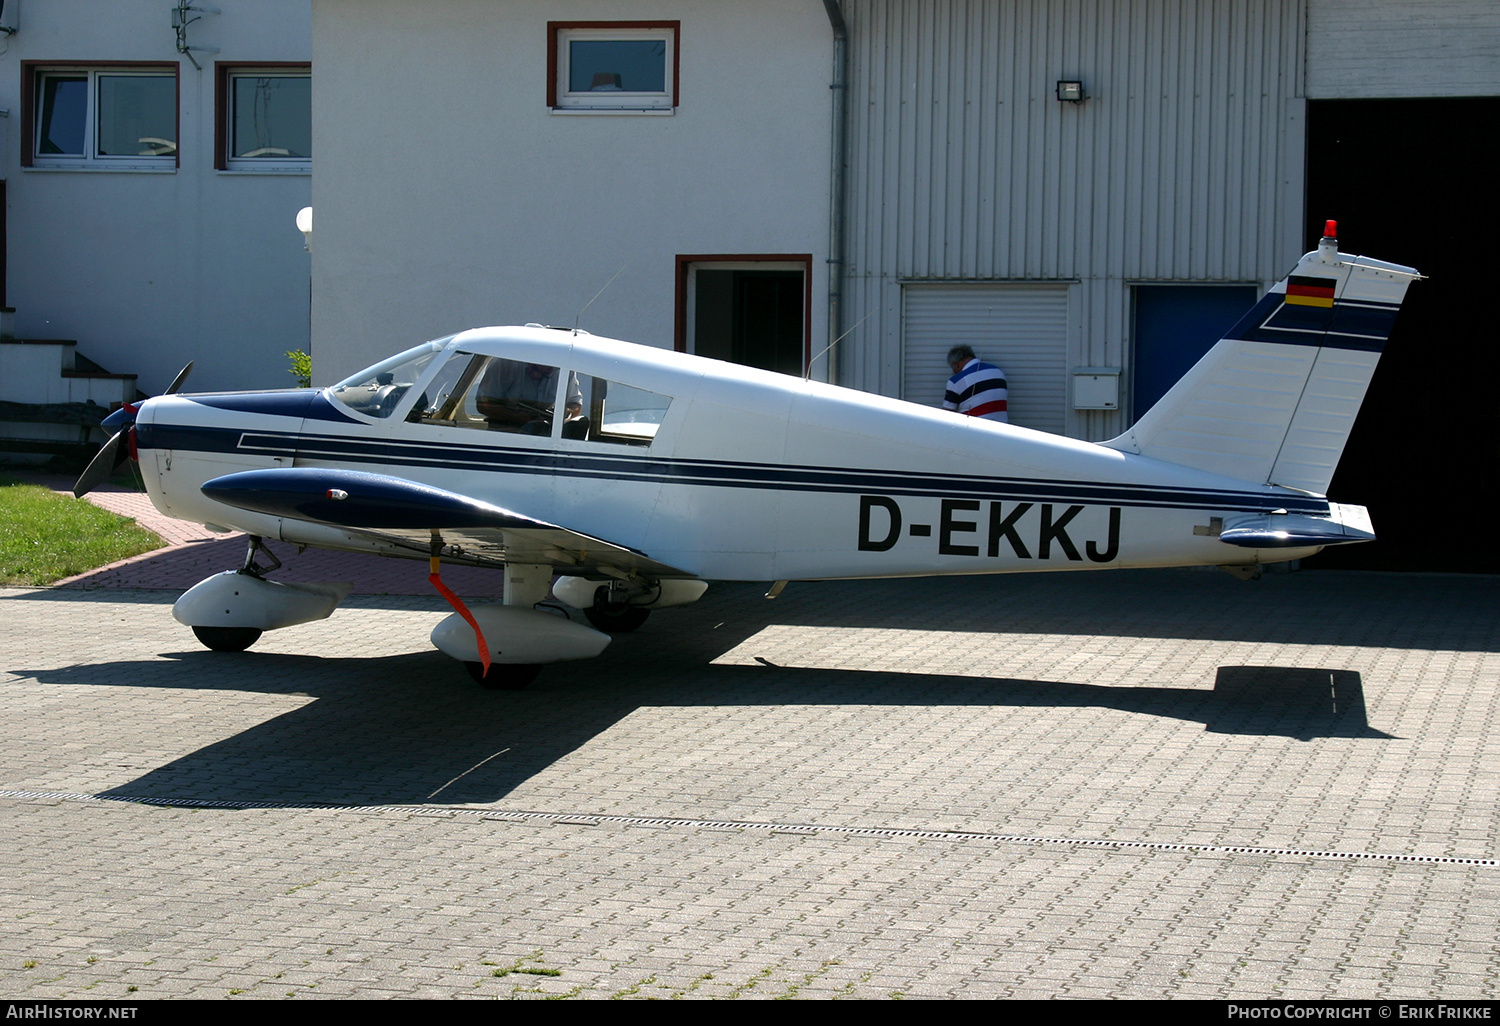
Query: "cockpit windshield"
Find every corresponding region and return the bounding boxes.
[327,336,455,418]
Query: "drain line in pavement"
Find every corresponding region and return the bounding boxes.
[3,788,1494,868]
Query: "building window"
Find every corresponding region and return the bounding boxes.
[215,64,311,171]
[548,22,678,111]
[676,256,812,377]
[24,63,178,169]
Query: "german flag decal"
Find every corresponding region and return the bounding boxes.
[1285,275,1336,308]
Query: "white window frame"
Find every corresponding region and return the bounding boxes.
[220,66,312,173]
[551,24,677,113]
[29,66,178,171]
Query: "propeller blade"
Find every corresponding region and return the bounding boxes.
[163,361,194,395]
[72,430,126,498]
[73,362,191,497]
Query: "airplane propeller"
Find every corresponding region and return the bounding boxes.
[73,361,193,498]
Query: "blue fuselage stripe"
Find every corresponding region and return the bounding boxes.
[138,421,1327,517]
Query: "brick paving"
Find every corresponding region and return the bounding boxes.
[1,472,1497,999]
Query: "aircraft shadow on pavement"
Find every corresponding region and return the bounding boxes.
[715,573,1500,653]
[18,566,1500,651]
[12,571,1415,808]
[18,643,1390,810]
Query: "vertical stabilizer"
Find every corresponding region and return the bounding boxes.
[1104,227,1420,495]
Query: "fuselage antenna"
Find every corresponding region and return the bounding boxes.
[575,262,630,334]
[805,307,876,381]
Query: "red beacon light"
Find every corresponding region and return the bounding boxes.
[1317,219,1340,261]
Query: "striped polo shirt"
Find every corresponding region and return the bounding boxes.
[943,358,1009,422]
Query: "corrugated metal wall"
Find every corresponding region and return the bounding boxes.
[838,0,1307,440]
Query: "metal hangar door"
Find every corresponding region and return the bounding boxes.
[901,283,1069,435]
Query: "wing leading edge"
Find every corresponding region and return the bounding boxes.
[200,467,694,579]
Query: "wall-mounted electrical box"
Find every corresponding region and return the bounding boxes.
[1072,367,1120,410]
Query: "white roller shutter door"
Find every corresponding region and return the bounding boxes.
[902,284,1069,435]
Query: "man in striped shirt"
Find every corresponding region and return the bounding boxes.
[943,345,1008,422]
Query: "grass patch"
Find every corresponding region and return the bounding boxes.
[0,478,162,585]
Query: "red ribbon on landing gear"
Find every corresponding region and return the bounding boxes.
[428,555,491,675]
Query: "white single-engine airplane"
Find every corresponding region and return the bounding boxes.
[75,226,1419,688]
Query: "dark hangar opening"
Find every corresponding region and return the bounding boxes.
[1304,97,1500,572]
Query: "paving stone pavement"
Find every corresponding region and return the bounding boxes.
[1,487,1498,998]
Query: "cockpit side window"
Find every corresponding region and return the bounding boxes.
[408,354,583,437]
[478,359,580,435]
[407,352,488,425]
[395,350,673,444]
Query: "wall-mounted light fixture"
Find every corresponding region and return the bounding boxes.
[296,207,313,252]
[1056,80,1086,104]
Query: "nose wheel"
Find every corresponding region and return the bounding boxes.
[187,536,282,652]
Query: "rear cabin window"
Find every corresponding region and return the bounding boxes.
[580,376,671,446]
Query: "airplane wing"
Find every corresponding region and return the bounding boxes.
[199,466,694,579]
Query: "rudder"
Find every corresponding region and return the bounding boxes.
[1104,227,1420,495]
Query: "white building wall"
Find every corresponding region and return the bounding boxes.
[0,0,313,395]
[1307,0,1500,98]
[839,0,1306,440]
[311,0,834,385]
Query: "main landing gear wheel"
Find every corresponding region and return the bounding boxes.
[192,626,263,652]
[583,602,651,634]
[466,662,542,691]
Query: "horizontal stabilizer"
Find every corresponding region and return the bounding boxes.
[1105,235,1420,495]
[1218,502,1376,549]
